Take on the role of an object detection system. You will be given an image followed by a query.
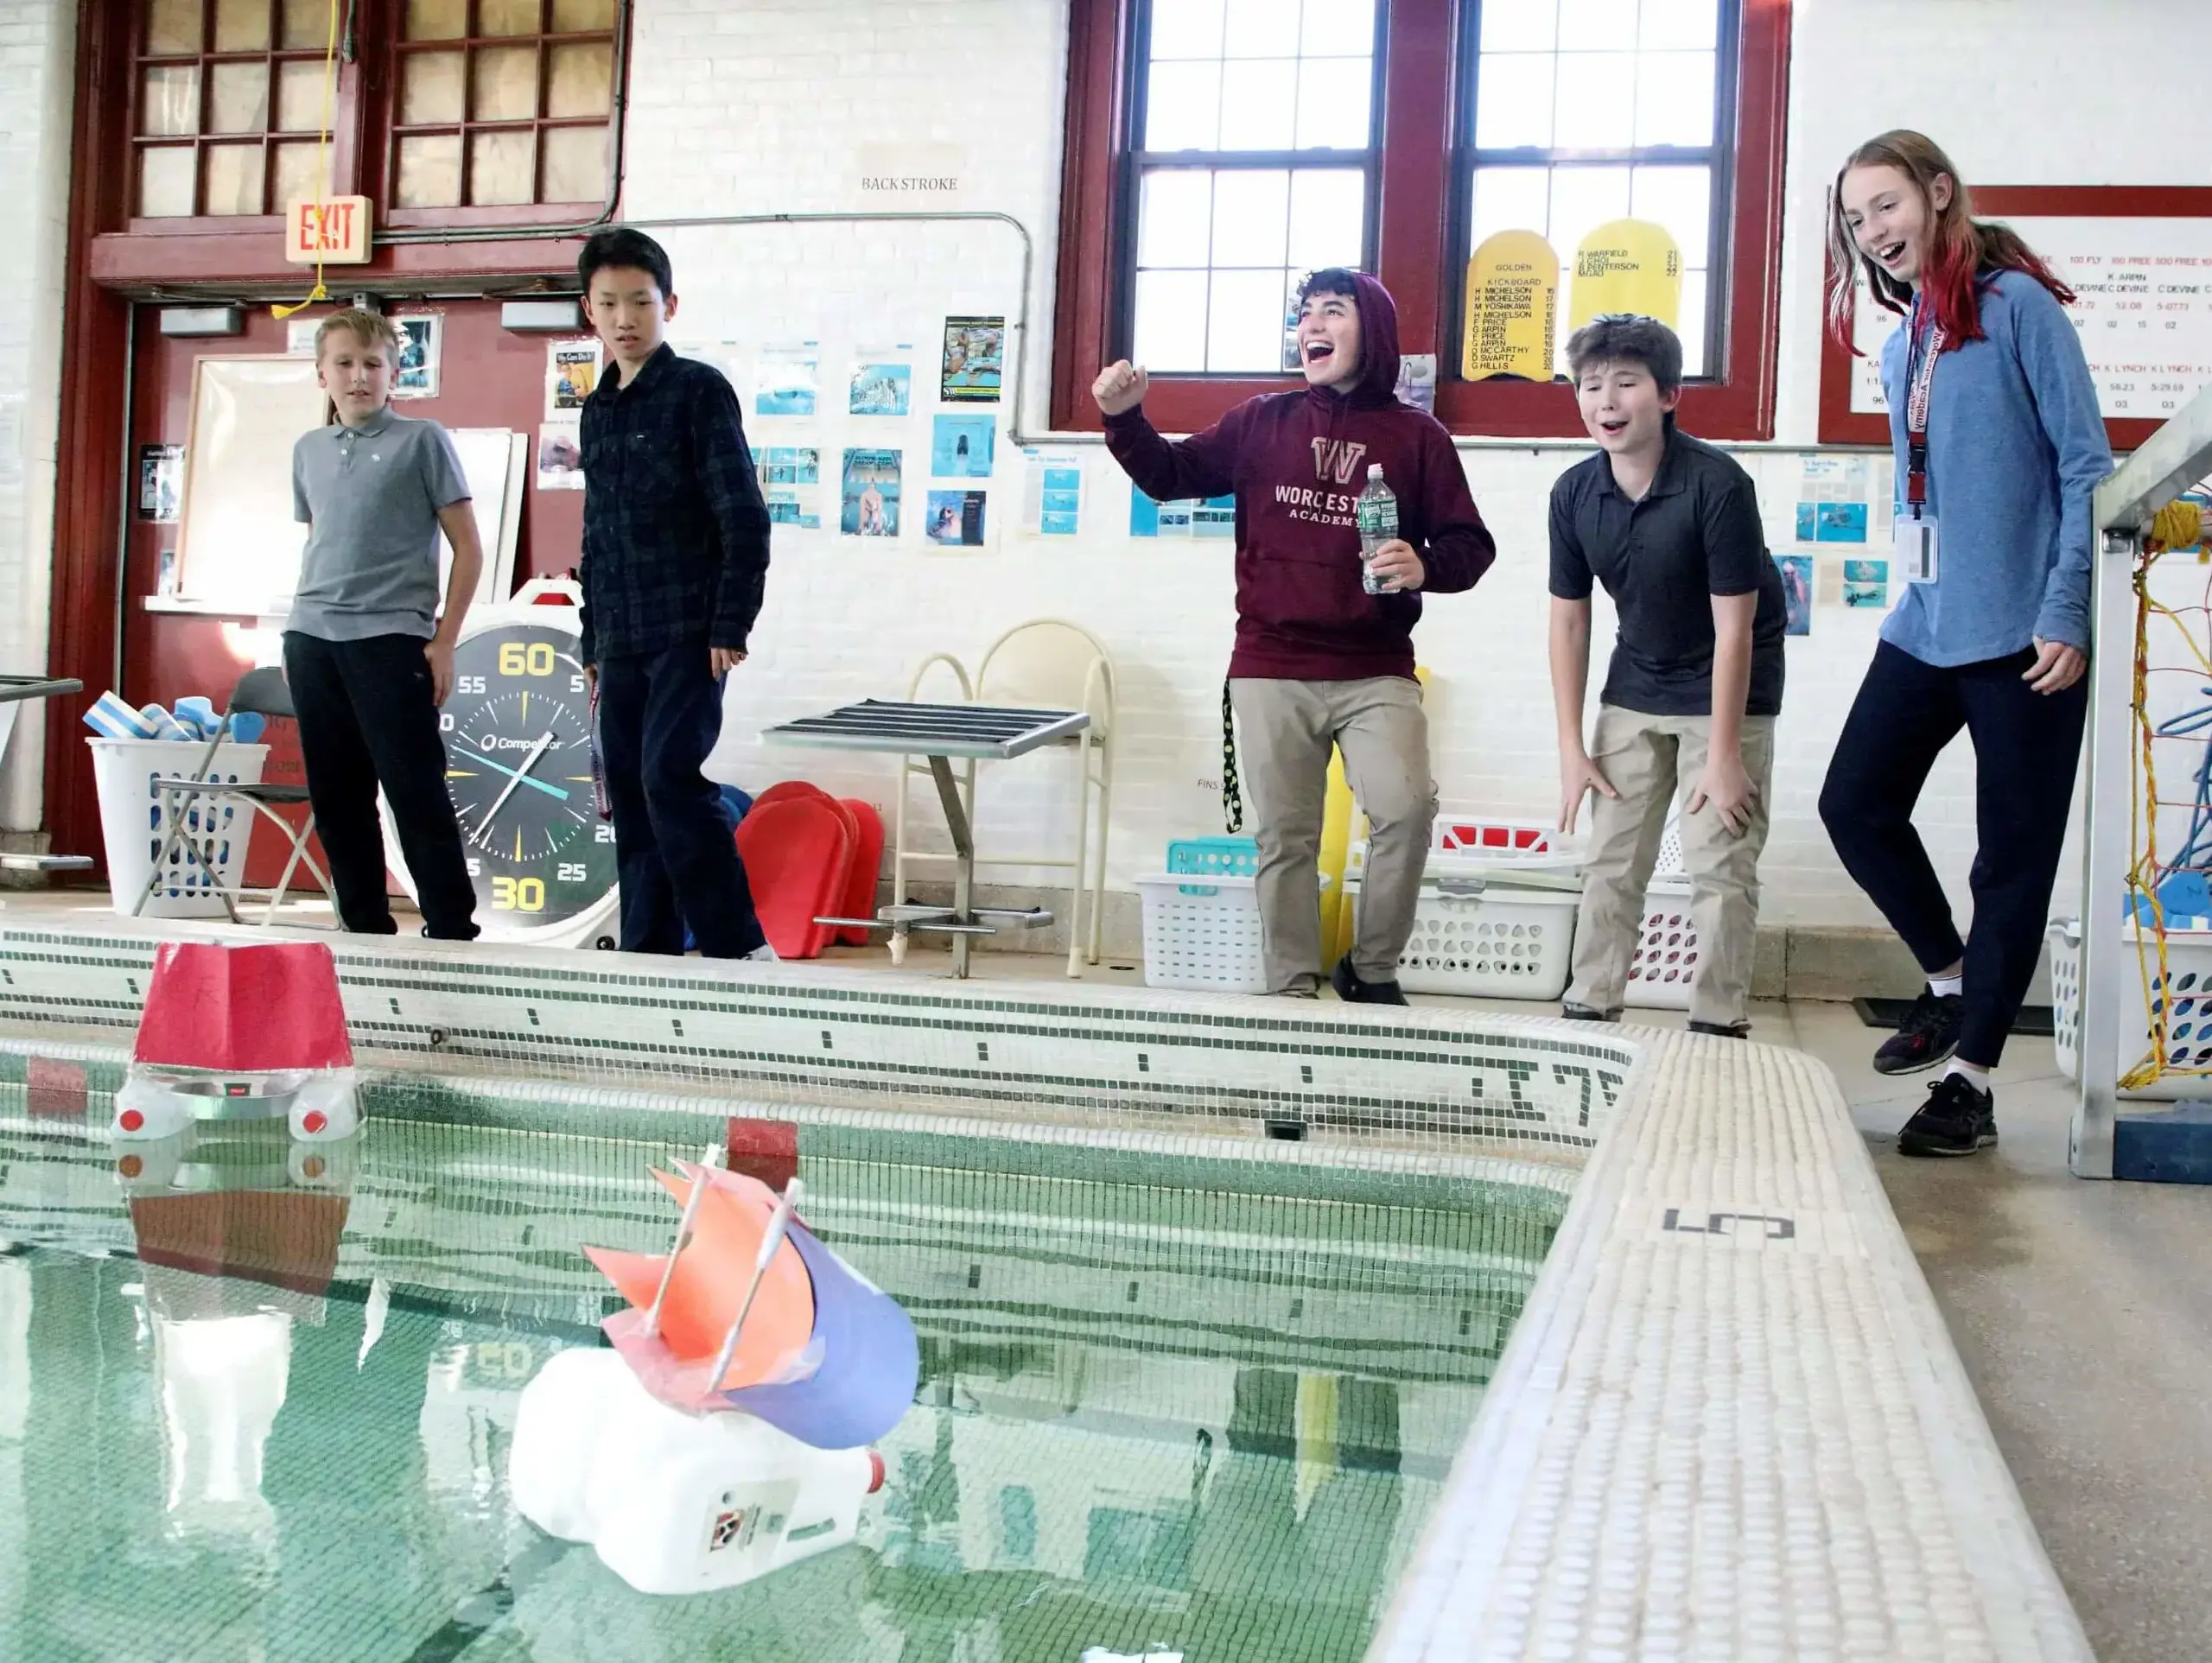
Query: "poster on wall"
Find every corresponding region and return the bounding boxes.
[1131,485,1234,537]
[537,419,585,491]
[391,315,442,399]
[1843,558,1890,608]
[1020,447,1082,536]
[925,489,988,548]
[1846,216,2212,422]
[137,443,184,523]
[1777,555,1813,636]
[941,316,1005,403]
[671,340,745,392]
[931,414,995,477]
[758,446,823,530]
[757,344,820,417]
[849,349,913,417]
[1795,454,1872,544]
[841,447,902,536]
[1394,353,1439,413]
[545,340,603,417]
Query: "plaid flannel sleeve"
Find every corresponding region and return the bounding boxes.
[692,371,772,652]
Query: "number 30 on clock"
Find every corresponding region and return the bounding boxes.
[492,875,547,912]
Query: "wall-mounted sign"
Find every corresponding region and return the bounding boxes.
[284,194,374,265]
[853,145,964,201]
[1461,231,1560,380]
[1568,219,1682,333]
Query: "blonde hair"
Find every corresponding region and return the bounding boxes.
[315,308,400,358]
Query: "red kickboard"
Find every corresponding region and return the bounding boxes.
[751,779,834,816]
[734,797,853,958]
[837,799,886,947]
[133,940,353,1072]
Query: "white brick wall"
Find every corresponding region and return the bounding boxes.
[0,0,71,831]
[640,0,2212,930]
[5,0,2212,924]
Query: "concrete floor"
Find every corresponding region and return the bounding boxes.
[12,891,2209,1658]
[1775,999,2212,1663]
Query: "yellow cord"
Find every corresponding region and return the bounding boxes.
[273,0,342,321]
[2120,522,2212,1089]
[2148,498,2207,554]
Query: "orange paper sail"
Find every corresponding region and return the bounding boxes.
[582,1164,816,1407]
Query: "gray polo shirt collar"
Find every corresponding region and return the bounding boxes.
[336,406,397,441]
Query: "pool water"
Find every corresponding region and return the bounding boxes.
[0,1101,1564,1663]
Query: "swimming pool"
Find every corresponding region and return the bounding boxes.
[0,1091,1567,1663]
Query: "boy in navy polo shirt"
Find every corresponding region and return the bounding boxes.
[1548,315,1786,1037]
[285,308,482,940]
[576,227,773,960]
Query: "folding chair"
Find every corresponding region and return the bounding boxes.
[891,619,1117,976]
[134,666,337,925]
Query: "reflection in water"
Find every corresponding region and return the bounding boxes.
[0,1108,1561,1662]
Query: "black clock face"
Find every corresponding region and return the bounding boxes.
[441,625,617,928]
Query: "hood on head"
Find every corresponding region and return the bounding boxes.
[1305,271,1404,409]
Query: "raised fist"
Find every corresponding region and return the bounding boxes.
[1092,359,1149,416]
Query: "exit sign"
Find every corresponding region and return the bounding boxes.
[285,195,373,265]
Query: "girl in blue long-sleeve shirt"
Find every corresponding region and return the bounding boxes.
[1819,130,2111,1158]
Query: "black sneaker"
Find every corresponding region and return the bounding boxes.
[1688,1019,1750,1038]
[1897,1073,1997,1157]
[1874,987,1964,1076]
[1560,1004,1620,1023]
[1332,956,1409,1006]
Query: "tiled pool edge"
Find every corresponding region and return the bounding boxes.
[1372,1028,2093,1662]
[0,919,2095,1657]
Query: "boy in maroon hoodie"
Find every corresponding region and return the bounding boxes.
[1096,269,1496,1001]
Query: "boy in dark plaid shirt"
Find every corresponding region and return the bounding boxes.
[578,227,774,959]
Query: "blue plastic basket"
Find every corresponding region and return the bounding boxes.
[1166,836,1259,879]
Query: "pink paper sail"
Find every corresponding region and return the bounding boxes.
[584,1162,920,1449]
[585,1165,817,1412]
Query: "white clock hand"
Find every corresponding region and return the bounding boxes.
[471,730,557,846]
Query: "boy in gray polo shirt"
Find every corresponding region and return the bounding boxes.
[284,308,482,939]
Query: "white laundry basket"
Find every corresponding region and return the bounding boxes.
[2046,917,2212,1100]
[1346,873,1580,998]
[89,737,267,918]
[1624,879,1700,1009]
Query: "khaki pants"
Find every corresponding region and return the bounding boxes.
[1229,676,1437,995]
[1565,705,1775,1028]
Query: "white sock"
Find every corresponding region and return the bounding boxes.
[1945,1059,1990,1091]
[1929,973,1964,1000]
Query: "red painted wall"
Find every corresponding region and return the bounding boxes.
[118,300,588,892]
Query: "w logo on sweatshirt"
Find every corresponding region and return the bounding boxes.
[1310,438,1369,486]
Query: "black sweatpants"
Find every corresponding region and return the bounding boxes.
[282,631,479,939]
[594,643,766,957]
[1819,639,2087,1066]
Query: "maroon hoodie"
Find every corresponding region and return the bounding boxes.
[1103,273,1495,681]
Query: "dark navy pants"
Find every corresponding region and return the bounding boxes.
[594,644,765,957]
[1820,639,2088,1067]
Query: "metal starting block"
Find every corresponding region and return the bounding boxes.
[815,903,1055,966]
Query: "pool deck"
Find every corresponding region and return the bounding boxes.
[0,898,2101,1660]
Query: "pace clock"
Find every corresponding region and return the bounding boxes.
[381,578,620,945]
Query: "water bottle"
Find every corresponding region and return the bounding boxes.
[1356,463,1397,595]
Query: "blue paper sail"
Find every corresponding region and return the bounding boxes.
[721,1218,918,1449]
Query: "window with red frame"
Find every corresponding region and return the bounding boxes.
[132,0,340,219]
[1053,0,1789,438]
[1124,0,1380,376]
[1459,0,1735,379]
[388,0,620,211]
[122,0,624,228]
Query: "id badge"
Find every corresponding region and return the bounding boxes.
[1894,516,1938,585]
